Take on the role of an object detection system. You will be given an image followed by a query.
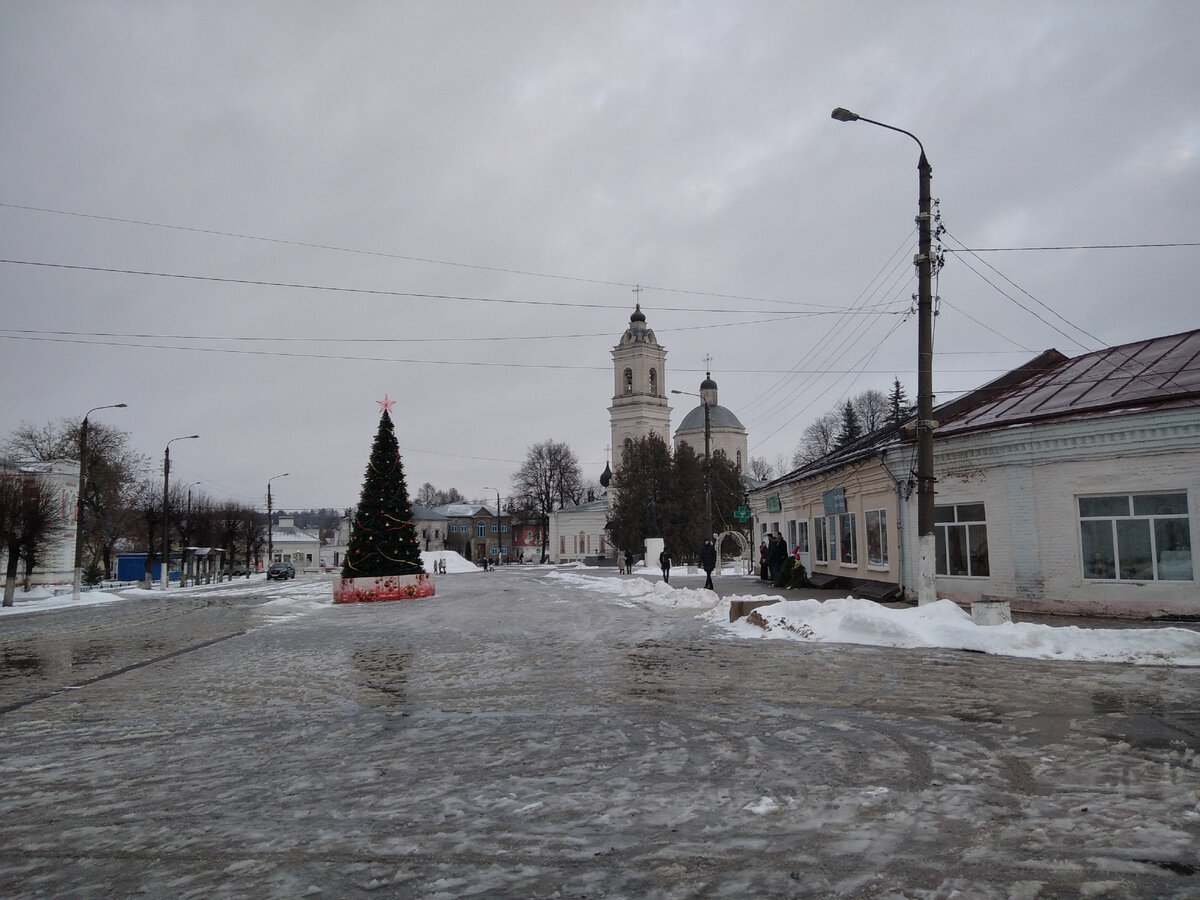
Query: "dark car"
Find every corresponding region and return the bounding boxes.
[266,562,295,580]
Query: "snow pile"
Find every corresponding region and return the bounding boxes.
[707,595,1200,667]
[556,572,1200,667]
[0,588,124,616]
[421,550,480,574]
[547,570,721,610]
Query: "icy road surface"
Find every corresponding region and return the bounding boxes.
[1,567,1198,897]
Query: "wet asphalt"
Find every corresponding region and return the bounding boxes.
[1,568,1198,898]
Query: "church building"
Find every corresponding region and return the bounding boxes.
[547,304,749,564]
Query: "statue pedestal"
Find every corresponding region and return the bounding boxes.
[644,537,665,571]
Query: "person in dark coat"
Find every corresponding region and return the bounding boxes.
[759,541,769,580]
[625,549,635,574]
[659,547,672,583]
[769,533,788,581]
[700,538,717,590]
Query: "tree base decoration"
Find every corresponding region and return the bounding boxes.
[334,573,435,604]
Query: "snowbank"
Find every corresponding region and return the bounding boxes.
[421,550,481,574]
[556,573,1200,667]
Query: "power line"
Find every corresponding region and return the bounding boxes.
[0,257,894,318]
[0,331,1026,375]
[0,202,839,310]
[944,241,1200,252]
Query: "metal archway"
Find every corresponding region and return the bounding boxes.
[717,530,752,575]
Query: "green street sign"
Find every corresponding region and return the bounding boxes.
[734,506,750,522]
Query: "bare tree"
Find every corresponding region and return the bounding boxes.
[748,456,774,482]
[0,470,64,605]
[853,389,890,433]
[793,410,841,466]
[4,419,148,582]
[512,439,582,560]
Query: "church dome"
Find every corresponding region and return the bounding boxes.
[678,404,745,432]
[630,303,646,324]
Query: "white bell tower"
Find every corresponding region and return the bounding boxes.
[608,303,671,470]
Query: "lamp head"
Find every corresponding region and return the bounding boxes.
[831,107,860,122]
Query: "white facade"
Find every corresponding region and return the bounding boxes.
[0,459,78,587]
[608,304,671,466]
[270,516,322,572]
[548,499,612,563]
[925,407,1198,617]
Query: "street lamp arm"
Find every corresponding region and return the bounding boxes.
[831,107,927,161]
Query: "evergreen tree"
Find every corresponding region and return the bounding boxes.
[889,377,914,427]
[834,401,864,450]
[342,410,424,578]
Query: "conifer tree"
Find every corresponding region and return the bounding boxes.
[834,401,864,450]
[342,409,424,578]
[889,377,914,427]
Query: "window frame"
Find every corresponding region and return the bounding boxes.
[1078,491,1193,582]
[865,508,889,569]
[935,502,989,578]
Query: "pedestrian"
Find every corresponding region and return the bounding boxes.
[759,541,769,580]
[659,546,672,583]
[625,549,634,574]
[618,553,626,575]
[700,538,717,590]
[769,532,787,581]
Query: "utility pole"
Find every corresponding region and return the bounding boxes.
[832,107,937,604]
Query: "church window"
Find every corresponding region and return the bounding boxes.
[649,368,657,396]
[624,368,633,394]
[736,450,742,471]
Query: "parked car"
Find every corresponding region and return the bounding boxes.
[267,562,295,580]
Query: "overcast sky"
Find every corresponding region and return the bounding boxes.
[2,2,1197,511]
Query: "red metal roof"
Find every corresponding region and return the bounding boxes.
[939,329,1200,434]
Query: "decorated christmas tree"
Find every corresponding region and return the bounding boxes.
[342,400,425,579]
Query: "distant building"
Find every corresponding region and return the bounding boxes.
[0,458,77,587]
[269,516,322,572]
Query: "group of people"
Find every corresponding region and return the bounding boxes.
[617,549,636,575]
[759,532,789,580]
[616,539,718,590]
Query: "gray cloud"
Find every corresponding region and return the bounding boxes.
[2,1,1197,508]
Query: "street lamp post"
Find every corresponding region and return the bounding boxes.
[161,434,199,590]
[267,472,289,569]
[832,106,936,605]
[72,403,127,601]
[483,486,503,563]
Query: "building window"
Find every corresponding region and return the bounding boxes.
[477,522,486,538]
[501,523,508,533]
[797,520,809,554]
[838,513,857,565]
[649,368,657,395]
[935,503,989,577]
[1079,492,1192,581]
[492,523,498,532]
[814,515,828,563]
[866,509,889,568]
[624,368,633,394]
[736,450,742,471]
